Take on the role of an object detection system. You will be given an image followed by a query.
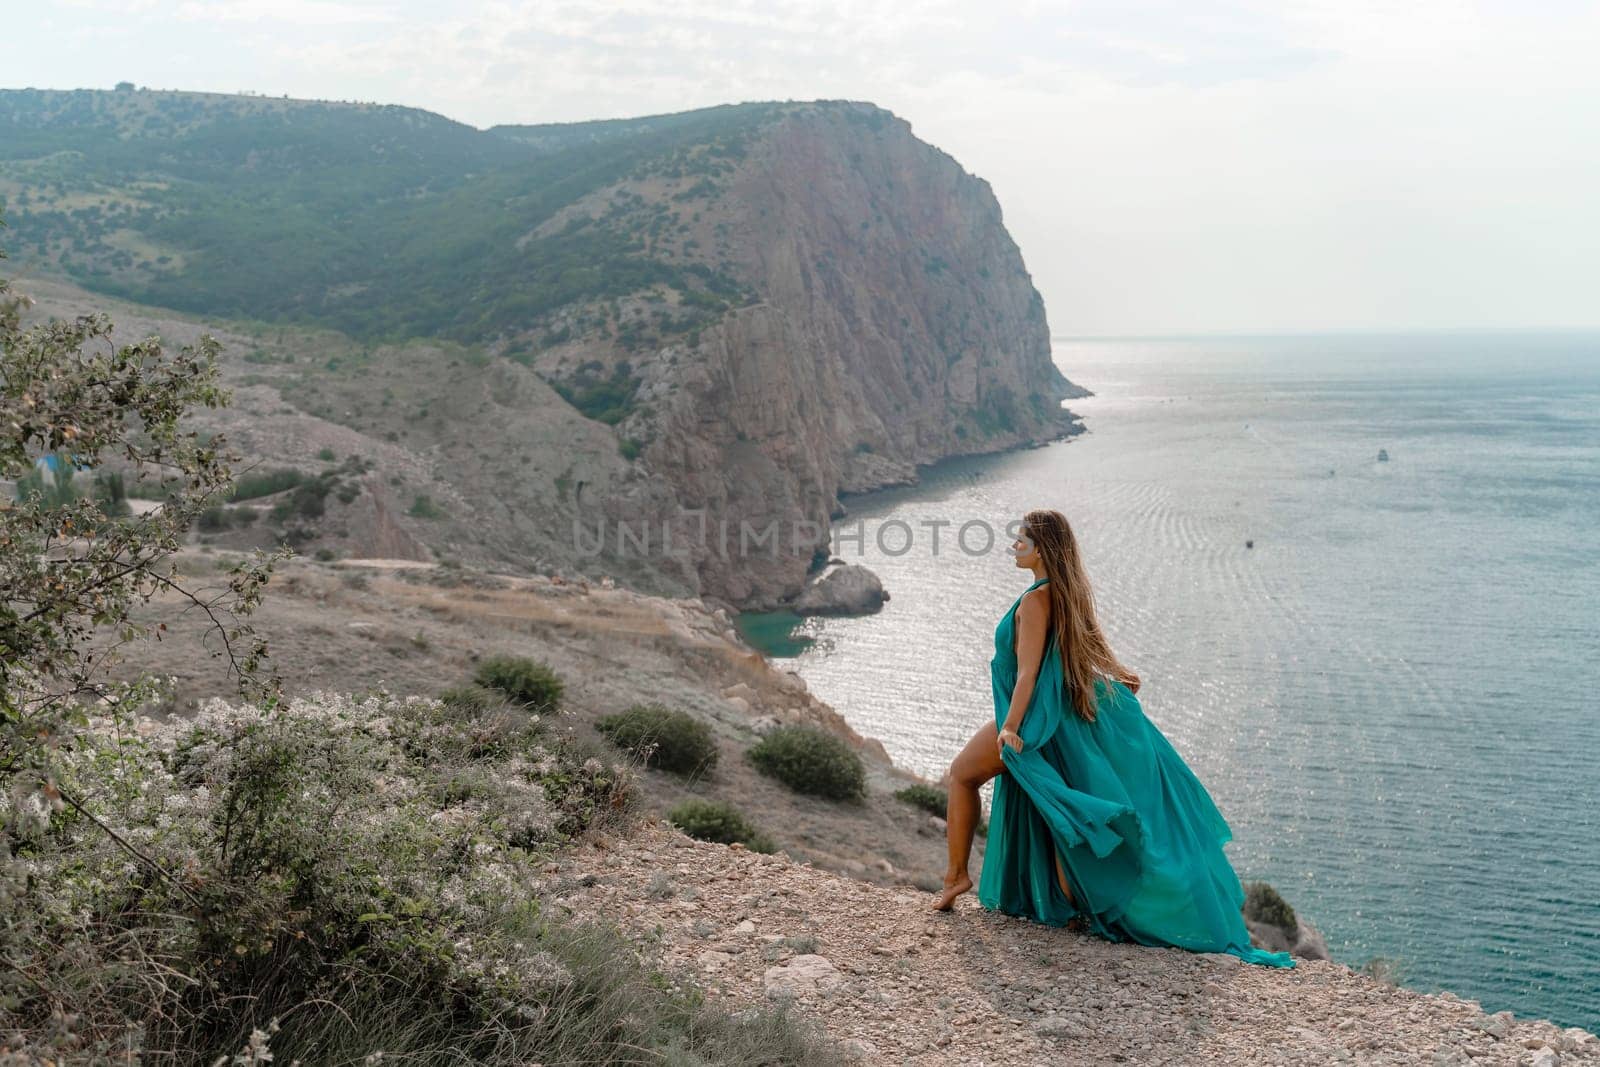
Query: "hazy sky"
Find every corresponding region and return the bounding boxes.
[7,1,1599,334]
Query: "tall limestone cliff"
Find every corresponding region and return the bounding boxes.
[0,90,1085,608]
[499,103,1086,606]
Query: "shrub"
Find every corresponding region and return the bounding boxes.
[1243,880,1299,940]
[409,493,446,520]
[668,798,776,853]
[92,470,130,517]
[893,781,986,836]
[229,467,303,501]
[894,782,946,817]
[198,503,232,531]
[1360,955,1407,987]
[597,704,718,777]
[438,683,511,716]
[0,693,853,1061]
[290,478,330,518]
[747,725,867,802]
[474,654,564,711]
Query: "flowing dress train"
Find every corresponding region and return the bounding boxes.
[976,576,1294,968]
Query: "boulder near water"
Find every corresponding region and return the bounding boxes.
[793,563,888,616]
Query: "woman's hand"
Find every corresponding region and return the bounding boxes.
[997,727,1023,756]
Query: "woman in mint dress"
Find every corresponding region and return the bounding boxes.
[931,507,1294,969]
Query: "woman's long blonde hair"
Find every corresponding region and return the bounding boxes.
[1021,507,1140,723]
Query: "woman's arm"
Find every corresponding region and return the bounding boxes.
[999,590,1050,752]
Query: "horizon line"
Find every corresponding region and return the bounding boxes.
[1052,326,1600,341]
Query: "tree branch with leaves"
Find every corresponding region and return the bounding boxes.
[0,223,288,838]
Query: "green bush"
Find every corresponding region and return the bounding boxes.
[92,471,130,517]
[1243,881,1299,940]
[893,781,986,836]
[596,704,718,776]
[474,654,564,711]
[197,504,232,531]
[409,492,446,520]
[438,683,511,716]
[229,467,303,501]
[894,782,946,817]
[747,725,866,802]
[668,798,776,853]
[290,478,331,518]
[547,362,640,425]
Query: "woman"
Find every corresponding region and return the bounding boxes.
[930,507,1294,969]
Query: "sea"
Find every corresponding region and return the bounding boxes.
[750,332,1600,1032]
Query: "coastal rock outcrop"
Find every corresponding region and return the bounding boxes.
[531,102,1088,607]
[793,563,888,615]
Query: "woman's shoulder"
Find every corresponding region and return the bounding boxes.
[1015,585,1051,619]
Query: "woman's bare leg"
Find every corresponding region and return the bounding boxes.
[1054,845,1092,931]
[1054,851,1075,905]
[932,721,1004,910]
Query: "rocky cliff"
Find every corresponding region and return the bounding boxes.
[1,91,1086,609]
[622,103,1086,606]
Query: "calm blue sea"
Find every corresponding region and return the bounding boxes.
[782,333,1600,1031]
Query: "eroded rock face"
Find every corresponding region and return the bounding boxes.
[548,103,1087,608]
[793,563,887,616]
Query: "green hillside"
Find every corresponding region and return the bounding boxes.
[0,87,788,341]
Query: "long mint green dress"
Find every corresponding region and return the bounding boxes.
[977,576,1294,968]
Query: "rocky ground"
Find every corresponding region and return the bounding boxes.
[553,819,1600,1067]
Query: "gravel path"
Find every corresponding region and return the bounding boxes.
[553,820,1599,1066]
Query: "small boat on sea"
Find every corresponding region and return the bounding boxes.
[1377,448,1389,462]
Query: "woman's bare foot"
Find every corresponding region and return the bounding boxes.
[931,873,973,911]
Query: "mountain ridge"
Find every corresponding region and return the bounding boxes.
[2,86,1085,608]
